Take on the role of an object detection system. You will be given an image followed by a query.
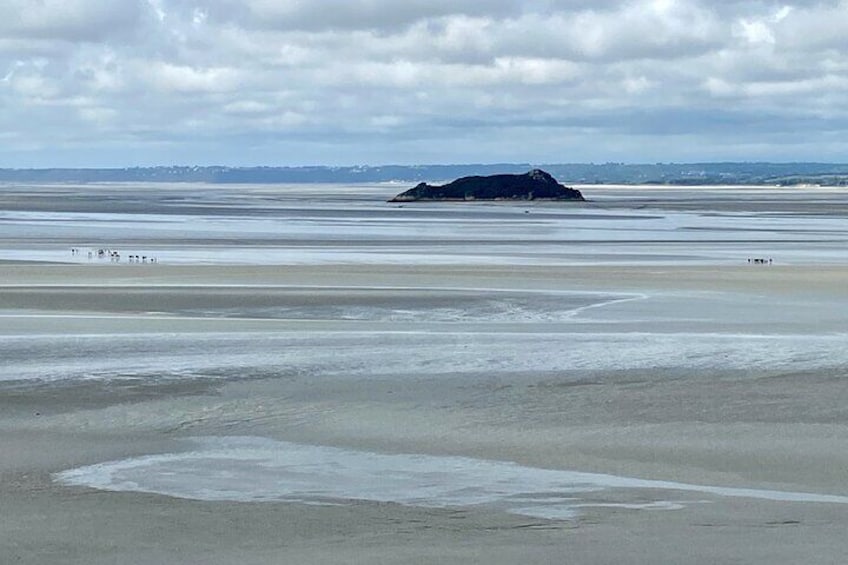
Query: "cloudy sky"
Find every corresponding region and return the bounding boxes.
[2,0,848,167]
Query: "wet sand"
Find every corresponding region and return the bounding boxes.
[3,183,848,563]
[3,261,848,564]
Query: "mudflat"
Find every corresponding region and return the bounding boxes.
[2,184,848,564]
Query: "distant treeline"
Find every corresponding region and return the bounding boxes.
[3,163,848,185]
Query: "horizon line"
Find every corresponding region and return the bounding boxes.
[3,161,848,170]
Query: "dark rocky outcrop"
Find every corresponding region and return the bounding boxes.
[388,169,584,202]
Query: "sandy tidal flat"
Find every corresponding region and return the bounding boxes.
[1,183,848,564]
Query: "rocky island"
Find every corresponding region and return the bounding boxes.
[388,169,584,202]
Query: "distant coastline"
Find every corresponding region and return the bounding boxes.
[3,162,848,186]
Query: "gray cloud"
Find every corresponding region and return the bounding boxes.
[0,0,148,41]
[2,0,848,166]
[241,0,520,31]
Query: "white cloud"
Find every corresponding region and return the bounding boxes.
[223,100,273,115]
[2,0,848,166]
[10,73,59,99]
[141,62,243,93]
[78,105,118,125]
[736,19,776,45]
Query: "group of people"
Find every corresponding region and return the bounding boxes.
[747,257,773,265]
[70,247,158,264]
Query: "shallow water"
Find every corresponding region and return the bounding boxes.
[55,436,848,520]
[2,183,848,265]
[3,328,848,385]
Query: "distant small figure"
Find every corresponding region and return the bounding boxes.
[749,257,772,265]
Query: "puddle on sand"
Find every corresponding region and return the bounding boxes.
[55,436,848,520]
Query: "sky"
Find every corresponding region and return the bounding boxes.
[2,0,848,167]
